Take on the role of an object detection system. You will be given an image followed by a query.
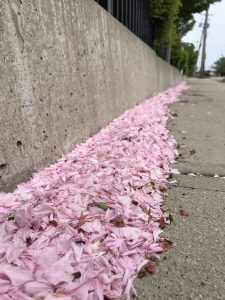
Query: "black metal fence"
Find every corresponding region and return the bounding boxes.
[95,0,154,48]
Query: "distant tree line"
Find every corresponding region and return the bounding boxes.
[149,0,222,76]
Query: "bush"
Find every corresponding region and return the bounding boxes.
[213,56,225,76]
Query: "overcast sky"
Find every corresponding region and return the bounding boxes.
[182,0,225,70]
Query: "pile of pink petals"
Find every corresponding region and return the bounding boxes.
[0,82,188,300]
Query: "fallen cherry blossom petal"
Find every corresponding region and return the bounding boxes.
[0,81,188,299]
[159,217,166,229]
[171,168,180,175]
[179,208,190,217]
[145,262,156,274]
[161,240,173,251]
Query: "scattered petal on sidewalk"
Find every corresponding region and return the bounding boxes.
[171,168,180,175]
[145,262,156,274]
[168,180,177,184]
[179,208,190,217]
[161,240,173,251]
[159,217,166,229]
[190,149,196,155]
[188,173,197,176]
[0,82,188,299]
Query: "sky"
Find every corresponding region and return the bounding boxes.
[182,0,225,70]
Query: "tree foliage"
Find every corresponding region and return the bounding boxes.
[178,0,222,36]
[180,0,221,21]
[171,42,198,76]
[150,0,181,48]
[213,56,225,76]
[149,0,222,76]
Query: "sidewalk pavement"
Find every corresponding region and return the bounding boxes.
[134,78,225,300]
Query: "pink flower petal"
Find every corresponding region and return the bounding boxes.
[0,82,188,299]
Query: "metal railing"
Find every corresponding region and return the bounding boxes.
[95,0,154,48]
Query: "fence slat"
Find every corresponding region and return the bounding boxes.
[95,0,154,47]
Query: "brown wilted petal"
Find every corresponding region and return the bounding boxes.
[132,198,139,206]
[161,240,173,251]
[190,149,196,155]
[49,220,58,227]
[26,236,32,246]
[111,216,126,227]
[72,271,81,281]
[138,267,147,279]
[145,262,156,274]
[159,217,166,229]
[179,208,189,217]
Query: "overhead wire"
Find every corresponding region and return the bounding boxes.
[208,34,225,48]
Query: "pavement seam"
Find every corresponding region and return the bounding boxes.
[172,185,225,193]
[179,172,225,178]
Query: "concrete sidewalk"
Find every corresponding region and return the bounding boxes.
[135,78,225,300]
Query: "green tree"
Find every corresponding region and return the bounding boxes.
[185,43,198,76]
[178,0,222,36]
[171,41,198,76]
[180,0,222,20]
[149,0,222,76]
[149,0,181,49]
[149,0,222,48]
[213,56,225,76]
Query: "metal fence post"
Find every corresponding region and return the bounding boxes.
[95,0,155,53]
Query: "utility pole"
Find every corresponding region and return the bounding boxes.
[200,7,209,77]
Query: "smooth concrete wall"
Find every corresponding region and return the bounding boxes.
[0,0,182,191]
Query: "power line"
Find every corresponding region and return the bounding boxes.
[208,34,225,48]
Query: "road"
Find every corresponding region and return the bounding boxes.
[134,78,225,300]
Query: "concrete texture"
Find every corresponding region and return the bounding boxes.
[0,0,182,191]
[134,78,225,299]
[169,78,225,177]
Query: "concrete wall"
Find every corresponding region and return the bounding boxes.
[0,0,182,191]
